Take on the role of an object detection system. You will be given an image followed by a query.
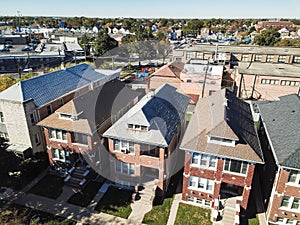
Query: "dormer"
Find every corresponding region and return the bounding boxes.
[58,111,83,121]
[127,123,148,131]
[207,135,236,147]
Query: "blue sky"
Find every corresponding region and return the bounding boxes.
[0,0,299,18]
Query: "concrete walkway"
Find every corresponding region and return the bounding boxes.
[166,193,182,225]
[14,192,142,225]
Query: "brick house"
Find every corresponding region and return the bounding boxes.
[258,94,300,225]
[256,21,294,32]
[179,88,263,222]
[37,79,141,175]
[235,62,300,101]
[149,61,184,91]
[103,84,189,193]
[0,64,119,157]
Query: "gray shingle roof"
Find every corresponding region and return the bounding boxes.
[103,84,190,147]
[180,88,263,163]
[258,94,300,169]
[0,64,111,107]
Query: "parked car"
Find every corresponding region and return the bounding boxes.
[0,187,14,200]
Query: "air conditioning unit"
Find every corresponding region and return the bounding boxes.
[121,148,129,154]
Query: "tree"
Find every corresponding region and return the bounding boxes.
[0,77,16,92]
[182,19,203,36]
[80,34,94,56]
[253,28,280,46]
[94,29,118,57]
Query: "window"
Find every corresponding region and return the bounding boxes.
[186,52,193,60]
[254,55,262,62]
[280,195,300,211]
[224,159,248,175]
[114,140,135,154]
[0,112,4,123]
[188,176,214,193]
[30,113,36,125]
[266,55,274,62]
[35,134,40,145]
[241,54,249,61]
[187,79,192,83]
[128,123,148,131]
[51,148,70,162]
[47,105,52,115]
[288,170,300,185]
[49,129,68,141]
[73,133,88,145]
[208,136,236,146]
[191,152,217,169]
[115,161,135,175]
[187,196,211,207]
[281,80,300,86]
[261,79,279,85]
[59,113,72,120]
[278,55,286,63]
[293,56,300,63]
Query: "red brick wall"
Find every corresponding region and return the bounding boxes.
[268,167,300,223]
[181,153,256,210]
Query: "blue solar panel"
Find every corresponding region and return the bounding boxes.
[21,64,105,107]
[142,85,189,144]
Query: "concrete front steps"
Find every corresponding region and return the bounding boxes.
[64,167,90,188]
[219,197,240,225]
[128,181,156,222]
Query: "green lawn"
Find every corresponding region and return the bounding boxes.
[142,196,173,225]
[67,181,103,207]
[0,204,75,225]
[29,174,64,199]
[94,186,133,219]
[174,203,212,225]
[249,217,260,225]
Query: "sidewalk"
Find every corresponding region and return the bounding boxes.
[166,193,182,225]
[14,192,142,225]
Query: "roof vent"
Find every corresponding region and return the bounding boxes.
[292,110,295,113]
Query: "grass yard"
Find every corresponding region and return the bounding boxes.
[29,174,64,199]
[142,196,173,225]
[174,203,212,225]
[94,186,133,219]
[248,217,260,225]
[67,181,103,207]
[0,204,75,225]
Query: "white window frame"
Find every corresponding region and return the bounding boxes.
[207,136,236,147]
[190,152,217,170]
[187,196,212,208]
[280,195,300,212]
[266,55,274,62]
[188,176,214,193]
[276,217,300,225]
[278,55,286,63]
[293,56,300,63]
[49,129,67,142]
[287,170,300,186]
[115,161,135,176]
[114,139,135,154]
[223,159,248,176]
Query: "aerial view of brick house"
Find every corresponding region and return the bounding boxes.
[103,84,189,194]
[0,63,119,158]
[37,79,142,185]
[258,94,300,225]
[179,88,263,223]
